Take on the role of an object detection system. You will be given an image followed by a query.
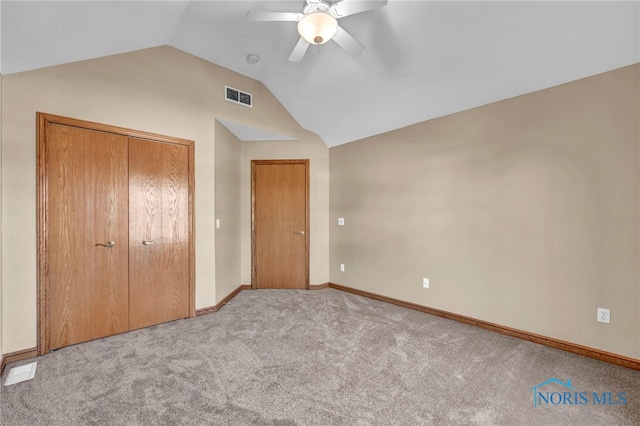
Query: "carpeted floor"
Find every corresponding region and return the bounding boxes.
[1,288,639,425]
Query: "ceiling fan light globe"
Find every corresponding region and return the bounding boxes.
[297,12,338,45]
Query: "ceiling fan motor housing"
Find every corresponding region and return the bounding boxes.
[303,0,332,16]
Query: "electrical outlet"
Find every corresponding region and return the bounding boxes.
[422,278,429,289]
[340,264,345,272]
[338,217,345,226]
[597,307,610,324]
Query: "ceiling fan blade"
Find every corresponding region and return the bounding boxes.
[289,37,311,62]
[332,26,365,56]
[247,10,303,22]
[330,0,388,18]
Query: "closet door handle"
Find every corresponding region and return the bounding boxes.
[95,241,116,248]
[294,231,305,235]
[142,240,158,245]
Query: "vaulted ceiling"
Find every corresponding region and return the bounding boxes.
[1,1,638,147]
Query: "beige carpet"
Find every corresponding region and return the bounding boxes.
[1,288,639,425]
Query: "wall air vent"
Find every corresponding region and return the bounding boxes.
[225,86,253,107]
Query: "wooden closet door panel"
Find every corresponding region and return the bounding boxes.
[129,138,190,330]
[47,124,129,350]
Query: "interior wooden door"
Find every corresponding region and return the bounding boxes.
[46,123,129,350]
[252,160,309,289]
[128,137,190,330]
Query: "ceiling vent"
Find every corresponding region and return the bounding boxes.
[225,86,252,107]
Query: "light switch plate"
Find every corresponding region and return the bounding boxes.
[338,218,345,226]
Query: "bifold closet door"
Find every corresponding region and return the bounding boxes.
[47,124,129,350]
[128,137,190,330]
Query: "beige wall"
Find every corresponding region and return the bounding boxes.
[214,121,242,299]
[330,64,639,359]
[240,138,330,285]
[0,0,3,359]
[1,46,329,354]
[0,72,4,359]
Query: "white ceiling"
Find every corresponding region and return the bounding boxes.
[1,1,638,147]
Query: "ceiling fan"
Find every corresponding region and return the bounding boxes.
[247,0,388,62]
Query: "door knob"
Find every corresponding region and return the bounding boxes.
[294,231,305,235]
[142,240,158,245]
[95,241,115,248]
